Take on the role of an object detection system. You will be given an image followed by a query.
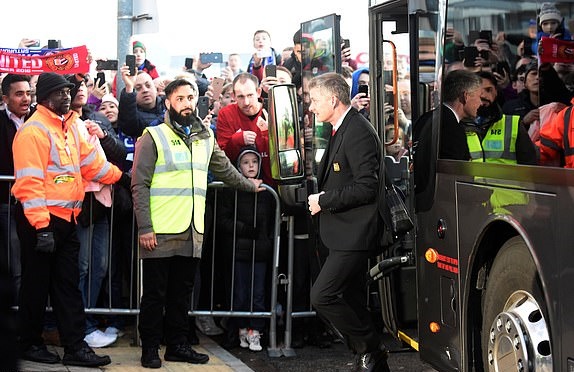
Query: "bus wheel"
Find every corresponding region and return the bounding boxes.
[481,236,552,372]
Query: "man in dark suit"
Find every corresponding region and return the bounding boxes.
[413,69,482,195]
[307,73,389,372]
[0,74,32,297]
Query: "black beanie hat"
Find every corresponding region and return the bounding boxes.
[36,72,75,103]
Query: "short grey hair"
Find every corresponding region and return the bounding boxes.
[443,69,481,104]
[308,72,351,106]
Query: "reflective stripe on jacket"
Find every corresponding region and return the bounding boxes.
[467,114,519,164]
[11,105,122,229]
[145,123,214,234]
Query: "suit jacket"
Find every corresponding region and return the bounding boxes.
[439,105,471,161]
[317,108,381,252]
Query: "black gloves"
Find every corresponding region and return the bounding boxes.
[36,230,55,253]
[117,172,132,189]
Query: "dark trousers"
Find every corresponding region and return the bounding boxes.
[139,256,198,348]
[234,261,266,331]
[16,208,86,351]
[310,249,380,354]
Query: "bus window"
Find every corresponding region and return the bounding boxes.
[439,1,574,167]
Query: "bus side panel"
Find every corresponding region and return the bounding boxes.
[456,180,560,371]
[416,172,463,372]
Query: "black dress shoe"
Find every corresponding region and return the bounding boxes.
[141,346,162,369]
[62,345,111,367]
[355,349,390,372]
[165,343,209,364]
[21,344,61,364]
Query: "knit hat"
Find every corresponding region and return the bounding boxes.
[101,93,119,107]
[65,73,87,100]
[539,3,562,25]
[36,72,75,103]
[236,146,262,178]
[133,41,146,53]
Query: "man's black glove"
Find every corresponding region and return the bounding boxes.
[117,172,132,189]
[36,230,55,253]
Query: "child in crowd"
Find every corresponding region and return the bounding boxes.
[132,41,159,79]
[218,146,275,352]
[533,2,572,54]
[385,124,409,162]
[247,30,282,81]
[112,41,159,96]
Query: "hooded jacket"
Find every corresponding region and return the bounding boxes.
[217,146,275,262]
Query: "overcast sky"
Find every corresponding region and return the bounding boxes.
[3,0,370,71]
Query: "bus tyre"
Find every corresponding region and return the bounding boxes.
[481,236,552,372]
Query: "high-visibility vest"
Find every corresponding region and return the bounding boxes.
[466,115,526,213]
[145,124,214,234]
[466,115,519,164]
[12,106,120,229]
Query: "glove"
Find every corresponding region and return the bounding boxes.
[117,172,132,189]
[36,230,55,253]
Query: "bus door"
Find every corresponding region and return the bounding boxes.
[369,0,441,350]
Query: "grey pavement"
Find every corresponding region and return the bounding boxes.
[17,334,254,372]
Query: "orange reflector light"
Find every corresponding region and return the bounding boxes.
[425,248,438,263]
[429,322,440,333]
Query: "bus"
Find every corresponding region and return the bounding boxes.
[364,0,574,371]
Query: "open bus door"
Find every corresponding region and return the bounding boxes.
[368,0,440,351]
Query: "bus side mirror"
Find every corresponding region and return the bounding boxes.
[268,84,304,183]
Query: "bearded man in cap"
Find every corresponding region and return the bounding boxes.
[12,72,128,367]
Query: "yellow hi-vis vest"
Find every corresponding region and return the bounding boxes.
[466,114,519,164]
[466,115,526,213]
[145,124,214,234]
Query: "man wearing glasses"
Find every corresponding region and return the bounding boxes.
[12,72,127,367]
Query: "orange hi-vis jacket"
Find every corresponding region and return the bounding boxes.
[11,105,122,230]
[539,97,574,167]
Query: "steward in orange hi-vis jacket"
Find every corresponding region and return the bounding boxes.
[12,95,123,229]
[539,98,574,168]
[12,73,124,367]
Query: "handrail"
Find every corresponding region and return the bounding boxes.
[382,39,399,146]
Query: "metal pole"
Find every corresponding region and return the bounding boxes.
[116,0,133,95]
[282,215,296,357]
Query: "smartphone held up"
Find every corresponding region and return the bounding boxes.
[126,54,137,76]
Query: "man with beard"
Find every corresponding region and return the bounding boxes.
[465,71,537,165]
[132,79,264,368]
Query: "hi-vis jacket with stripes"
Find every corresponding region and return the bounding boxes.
[11,105,122,229]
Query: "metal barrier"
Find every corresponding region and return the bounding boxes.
[1,176,287,356]
[191,182,283,356]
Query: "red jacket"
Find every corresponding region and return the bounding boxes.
[216,104,274,187]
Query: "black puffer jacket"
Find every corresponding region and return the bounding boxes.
[117,89,165,138]
[217,147,275,262]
